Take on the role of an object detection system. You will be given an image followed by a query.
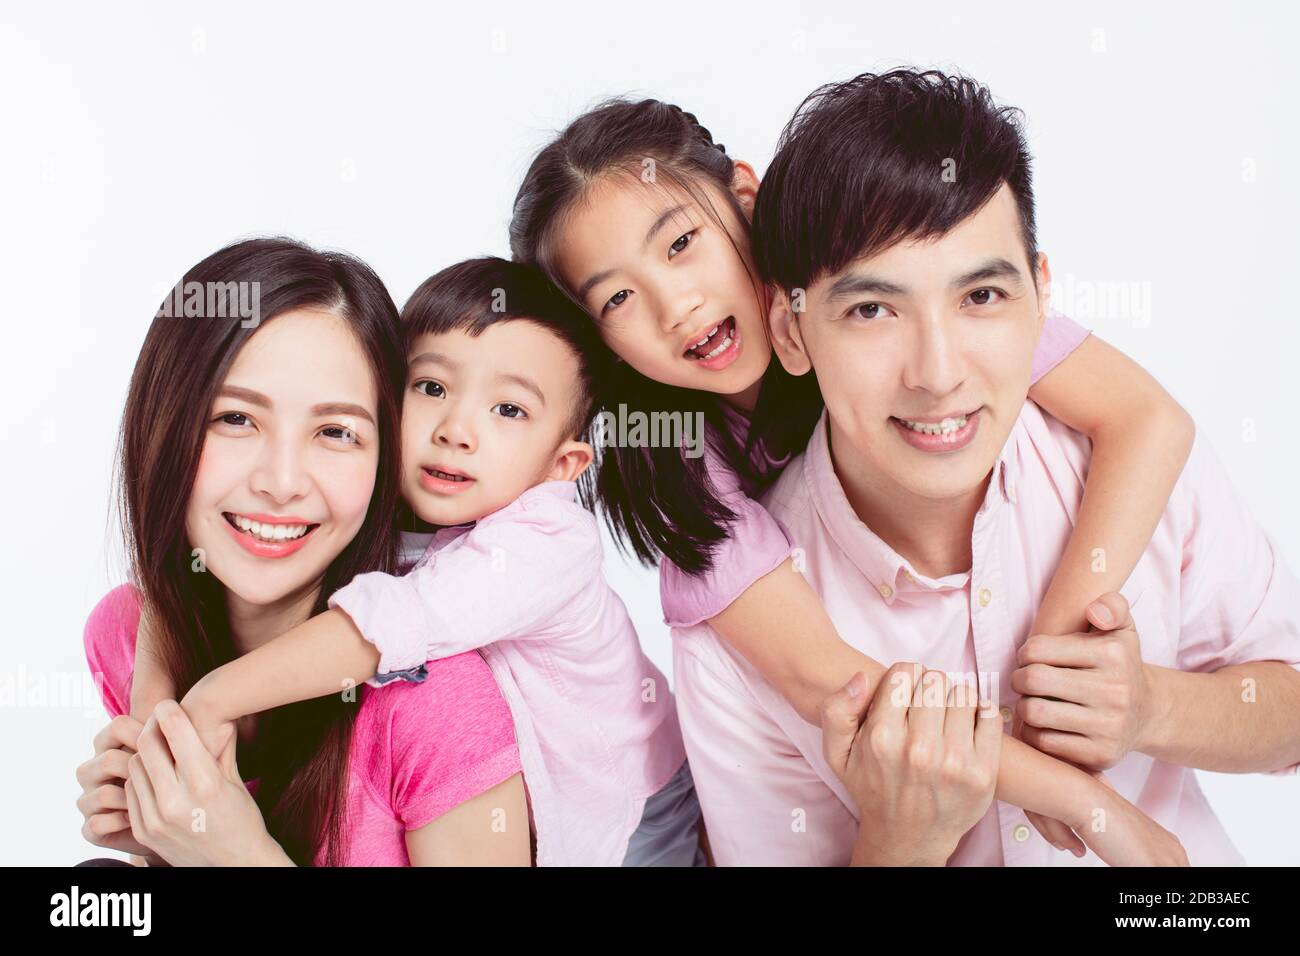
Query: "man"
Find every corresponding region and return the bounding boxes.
[671,69,1300,865]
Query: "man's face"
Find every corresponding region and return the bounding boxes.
[775,184,1049,502]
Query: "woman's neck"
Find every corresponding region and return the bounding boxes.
[225,580,322,657]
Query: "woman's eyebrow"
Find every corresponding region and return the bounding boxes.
[312,402,375,424]
[218,384,272,407]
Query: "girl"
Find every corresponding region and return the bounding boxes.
[159,257,699,867]
[506,97,1196,858]
[76,238,529,866]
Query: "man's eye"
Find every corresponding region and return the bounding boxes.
[604,289,631,313]
[850,302,894,321]
[668,231,694,257]
[414,380,445,398]
[967,288,1003,306]
[492,403,527,420]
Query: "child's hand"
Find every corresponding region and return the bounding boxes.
[1065,774,1188,867]
[177,678,238,758]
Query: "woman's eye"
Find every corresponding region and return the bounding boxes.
[850,302,895,321]
[668,231,694,257]
[321,425,359,444]
[216,412,250,427]
[603,289,631,313]
[414,380,445,398]
[492,402,527,420]
[967,288,1003,307]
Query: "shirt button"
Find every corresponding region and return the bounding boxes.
[1000,706,1013,724]
[879,583,893,600]
[978,587,992,607]
[1013,824,1030,843]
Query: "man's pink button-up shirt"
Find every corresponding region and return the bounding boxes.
[673,402,1300,865]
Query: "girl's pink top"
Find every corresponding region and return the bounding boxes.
[659,309,1092,626]
[84,583,523,867]
[327,479,687,866]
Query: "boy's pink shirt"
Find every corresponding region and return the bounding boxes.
[659,309,1093,626]
[673,401,1300,865]
[328,480,686,866]
[84,584,522,866]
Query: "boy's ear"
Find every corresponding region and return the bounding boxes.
[767,284,813,376]
[731,160,760,215]
[1033,252,1052,330]
[547,439,594,483]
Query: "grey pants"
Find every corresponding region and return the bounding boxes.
[621,760,707,866]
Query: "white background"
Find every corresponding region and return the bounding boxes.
[2,1,1297,865]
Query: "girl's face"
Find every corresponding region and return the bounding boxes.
[184,308,380,608]
[552,169,772,407]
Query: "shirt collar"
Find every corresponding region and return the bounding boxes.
[802,407,1022,605]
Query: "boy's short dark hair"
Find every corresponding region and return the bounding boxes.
[401,256,607,440]
[751,68,1039,296]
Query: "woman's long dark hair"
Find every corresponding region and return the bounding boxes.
[508,97,778,574]
[116,236,405,865]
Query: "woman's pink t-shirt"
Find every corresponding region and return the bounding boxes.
[83,584,523,866]
[659,309,1092,626]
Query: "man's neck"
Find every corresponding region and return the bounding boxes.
[827,418,989,580]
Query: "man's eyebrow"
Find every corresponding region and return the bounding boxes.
[950,257,1026,289]
[497,372,546,408]
[825,272,911,300]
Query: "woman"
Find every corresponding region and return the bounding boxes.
[74,237,530,866]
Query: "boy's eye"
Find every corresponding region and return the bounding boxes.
[414,380,445,398]
[850,302,896,321]
[668,231,694,257]
[966,288,1004,307]
[492,402,527,420]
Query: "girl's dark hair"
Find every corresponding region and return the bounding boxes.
[116,236,405,866]
[749,69,1040,461]
[508,97,768,574]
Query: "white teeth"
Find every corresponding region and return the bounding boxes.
[701,335,733,360]
[900,415,969,437]
[229,514,309,542]
[687,322,726,355]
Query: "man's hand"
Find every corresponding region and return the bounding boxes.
[822,662,1001,866]
[1012,592,1156,771]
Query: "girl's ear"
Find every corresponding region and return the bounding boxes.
[547,439,595,482]
[767,284,813,376]
[731,160,760,214]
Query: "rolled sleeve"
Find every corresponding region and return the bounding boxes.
[329,573,435,688]
[1030,309,1091,384]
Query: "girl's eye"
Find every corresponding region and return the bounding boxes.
[414,380,445,398]
[966,288,1004,307]
[850,302,896,321]
[603,289,631,314]
[492,402,527,420]
[668,231,694,258]
[321,425,359,444]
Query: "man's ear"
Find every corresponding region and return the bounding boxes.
[547,439,594,482]
[731,160,760,217]
[1033,252,1052,330]
[767,284,813,376]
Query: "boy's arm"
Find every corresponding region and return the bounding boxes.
[1026,333,1195,636]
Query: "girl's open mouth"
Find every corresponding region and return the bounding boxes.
[221,512,320,557]
[682,315,741,370]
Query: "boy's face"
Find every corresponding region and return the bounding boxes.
[771,184,1049,502]
[401,322,593,527]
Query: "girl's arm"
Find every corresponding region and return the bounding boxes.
[709,561,1160,859]
[1026,333,1195,636]
[405,773,532,866]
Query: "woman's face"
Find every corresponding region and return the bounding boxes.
[552,172,772,404]
[184,308,380,608]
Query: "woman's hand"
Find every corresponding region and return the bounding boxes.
[822,662,1001,866]
[123,699,293,866]
[76,715,165,863]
